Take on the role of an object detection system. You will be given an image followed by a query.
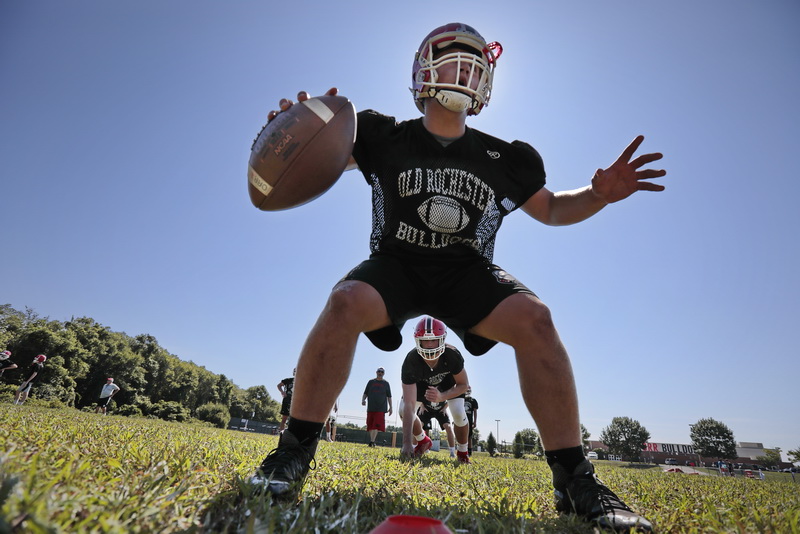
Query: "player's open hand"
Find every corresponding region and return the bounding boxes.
[266,87,339,122]
[591,136,666,204]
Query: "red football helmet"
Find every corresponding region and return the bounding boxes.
[411,22,503,116]
[0,350,10,360]
[414,316,447,361]
[35,354,47,363]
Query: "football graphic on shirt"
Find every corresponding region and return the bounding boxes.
[417,195,470,233]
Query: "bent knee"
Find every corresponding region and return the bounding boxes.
[452,416,468,428]
[326,281,390,328]
[511,299,556,338]
[500,299,562,349]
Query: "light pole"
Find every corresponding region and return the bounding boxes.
[495,419,501,452]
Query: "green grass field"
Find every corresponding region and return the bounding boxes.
[1,407,798,533]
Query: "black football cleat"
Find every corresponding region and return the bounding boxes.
[552,460,653,532]
[249,430,317,500]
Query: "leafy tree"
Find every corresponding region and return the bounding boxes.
[756,448,782,469]
[514,428,543,456]
[690,417,737,460]
[130,334,176,402]
[789,446,800,465]
[216,374,235,407]
[0,305,278,428]
[600,416,651,461]
[0,304,27,345]
[512,433,525,458]
[580,424,591,450]
[487,432,497,456]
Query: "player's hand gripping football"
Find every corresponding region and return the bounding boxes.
[265,87,340,123]
[590,135,666,204]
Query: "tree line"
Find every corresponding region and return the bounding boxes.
[506,416,795,469]
[0,305,280,428]
[594,416,787,468]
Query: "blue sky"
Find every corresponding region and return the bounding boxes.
[2,1,798,460]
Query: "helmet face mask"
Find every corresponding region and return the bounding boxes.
[411,23,503,116]
[414,317,447,361]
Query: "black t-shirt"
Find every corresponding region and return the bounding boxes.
[401,345,465,401]
[464,396,479,424]
[281,377,294,398]
[25,362,44,383]
[352,110,546,262]
[0,359,16,370]
[363,379,393,412]
[420,397,448,414]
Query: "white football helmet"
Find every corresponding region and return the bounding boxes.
[411,22,503,116]
[414,316,447,361]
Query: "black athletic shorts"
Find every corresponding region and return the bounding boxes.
[280,396,291,416]
[342,253,535,355]
[419,408,451,430]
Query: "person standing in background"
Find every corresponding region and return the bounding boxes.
[464,387,479,456]
[277,368,296,433]
[14,354,46,405]
[94,377,121,415]
[362,368,392,447]
[0,350,17,378]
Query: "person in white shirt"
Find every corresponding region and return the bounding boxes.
[95,377,121,414]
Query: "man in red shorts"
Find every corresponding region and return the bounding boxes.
[361,367,393,447]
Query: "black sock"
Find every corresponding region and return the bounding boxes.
[287,418,324,446]
[545,446,586,473]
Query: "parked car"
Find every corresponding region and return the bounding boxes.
[665,458,678,465]
[587,451,598,460]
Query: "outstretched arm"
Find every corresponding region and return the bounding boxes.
[522,135,666,226]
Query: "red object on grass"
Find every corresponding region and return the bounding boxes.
[369,515,454,533]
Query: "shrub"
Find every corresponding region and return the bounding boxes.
[116,404,143,417]
[150,400,189,422]
[195,403,231,429]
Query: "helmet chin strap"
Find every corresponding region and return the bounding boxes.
[434,90,472,113]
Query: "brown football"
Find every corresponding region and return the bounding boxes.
[247,94,356,211]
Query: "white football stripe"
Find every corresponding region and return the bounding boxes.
[248,165,273,196]
[302,98,334,123]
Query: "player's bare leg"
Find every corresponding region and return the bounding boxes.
[444,424,456,449]
[471,293,580,450]
[471,293,652,532]
[454,424,469,448]
[291,280,391,423]
[251,280,391,498]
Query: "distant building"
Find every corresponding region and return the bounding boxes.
[587,440,781,467]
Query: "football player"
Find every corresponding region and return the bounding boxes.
[251,22,663,533]
[399,317,470,463]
